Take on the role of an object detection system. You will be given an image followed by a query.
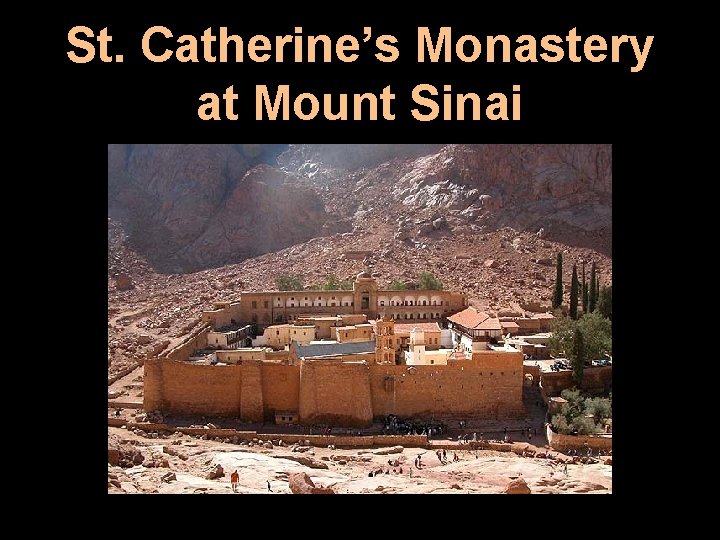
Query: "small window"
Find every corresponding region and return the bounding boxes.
[278,297,281,300]
[430,360,434,364]
[305,297,308,300]
[332,296,335,300]
[380,301,385,306]
[318,296,322,300]
[276,330,280,335]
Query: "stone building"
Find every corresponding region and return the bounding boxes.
[201,272,467,330]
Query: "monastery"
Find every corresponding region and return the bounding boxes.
[144,272,553,427]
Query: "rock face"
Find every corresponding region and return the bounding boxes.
[108,144,611,273]
[108,145,331,272]
[288,472,335,494]
[504,477,531,494]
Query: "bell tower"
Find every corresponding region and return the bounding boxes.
[375,316,395,364]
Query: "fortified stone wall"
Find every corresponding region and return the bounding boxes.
[145,350,525,425]
[144,359,243,416]
[261,363,300,421]
[369,351,524,421]
[540,366,612,395]
[165,327,210,361]
[299,360,373,427]
[546,425,613,452]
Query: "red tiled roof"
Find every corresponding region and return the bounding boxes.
[448,307,503,330]
[501,321,520,329]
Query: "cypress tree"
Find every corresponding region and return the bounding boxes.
[598,285,612,320]
[572,327,586,385]
[552,252,563,309]
[581,261,588,314]
[569,264,579,320]
[589,262,597,312]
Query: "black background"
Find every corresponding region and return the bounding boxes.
[56,11,661,138]
[43,5,674,508]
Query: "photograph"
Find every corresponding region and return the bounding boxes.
[108,144,612,494]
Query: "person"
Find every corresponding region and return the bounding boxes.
[267,480,272,492]
[443,449,447,461]
[230,470,239,492]
[453,452,459,462]
[528,431,532,441]
[564,463,568,475]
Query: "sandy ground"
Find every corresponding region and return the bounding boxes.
[108,427,611,494]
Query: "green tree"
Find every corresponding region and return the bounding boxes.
[597,285,612,320]
[387,279,407,290]
[340,279,354,290]
[275,273,305,291]
[549,312,612,363]
[589,262,597,312]
[418,271,443,290]
[571,415,599,435]
[577,312,612,360]
[320,274,353,290]
[581,261,588,314]
[552,252,563,309]
[552,389,607,435]
[548,315,576,357]
[321,274,341,290]
[569,263,579,320]
[571,327,586,385]
[584,397,612,424]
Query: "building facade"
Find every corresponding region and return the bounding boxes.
[201,272,467,330]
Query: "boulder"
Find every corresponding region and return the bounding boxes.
[288,472,335,494]
[161,472,177,482]
[264,442,274,449]
[132,451,145,465]
[504,477,531,494]
[206,464,224,480]
[108,448,120,466]
[115,273,133,290]
[484,259,497,268]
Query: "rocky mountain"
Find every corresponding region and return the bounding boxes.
[108,144,611,273]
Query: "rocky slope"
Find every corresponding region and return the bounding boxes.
[109,144,611,272]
